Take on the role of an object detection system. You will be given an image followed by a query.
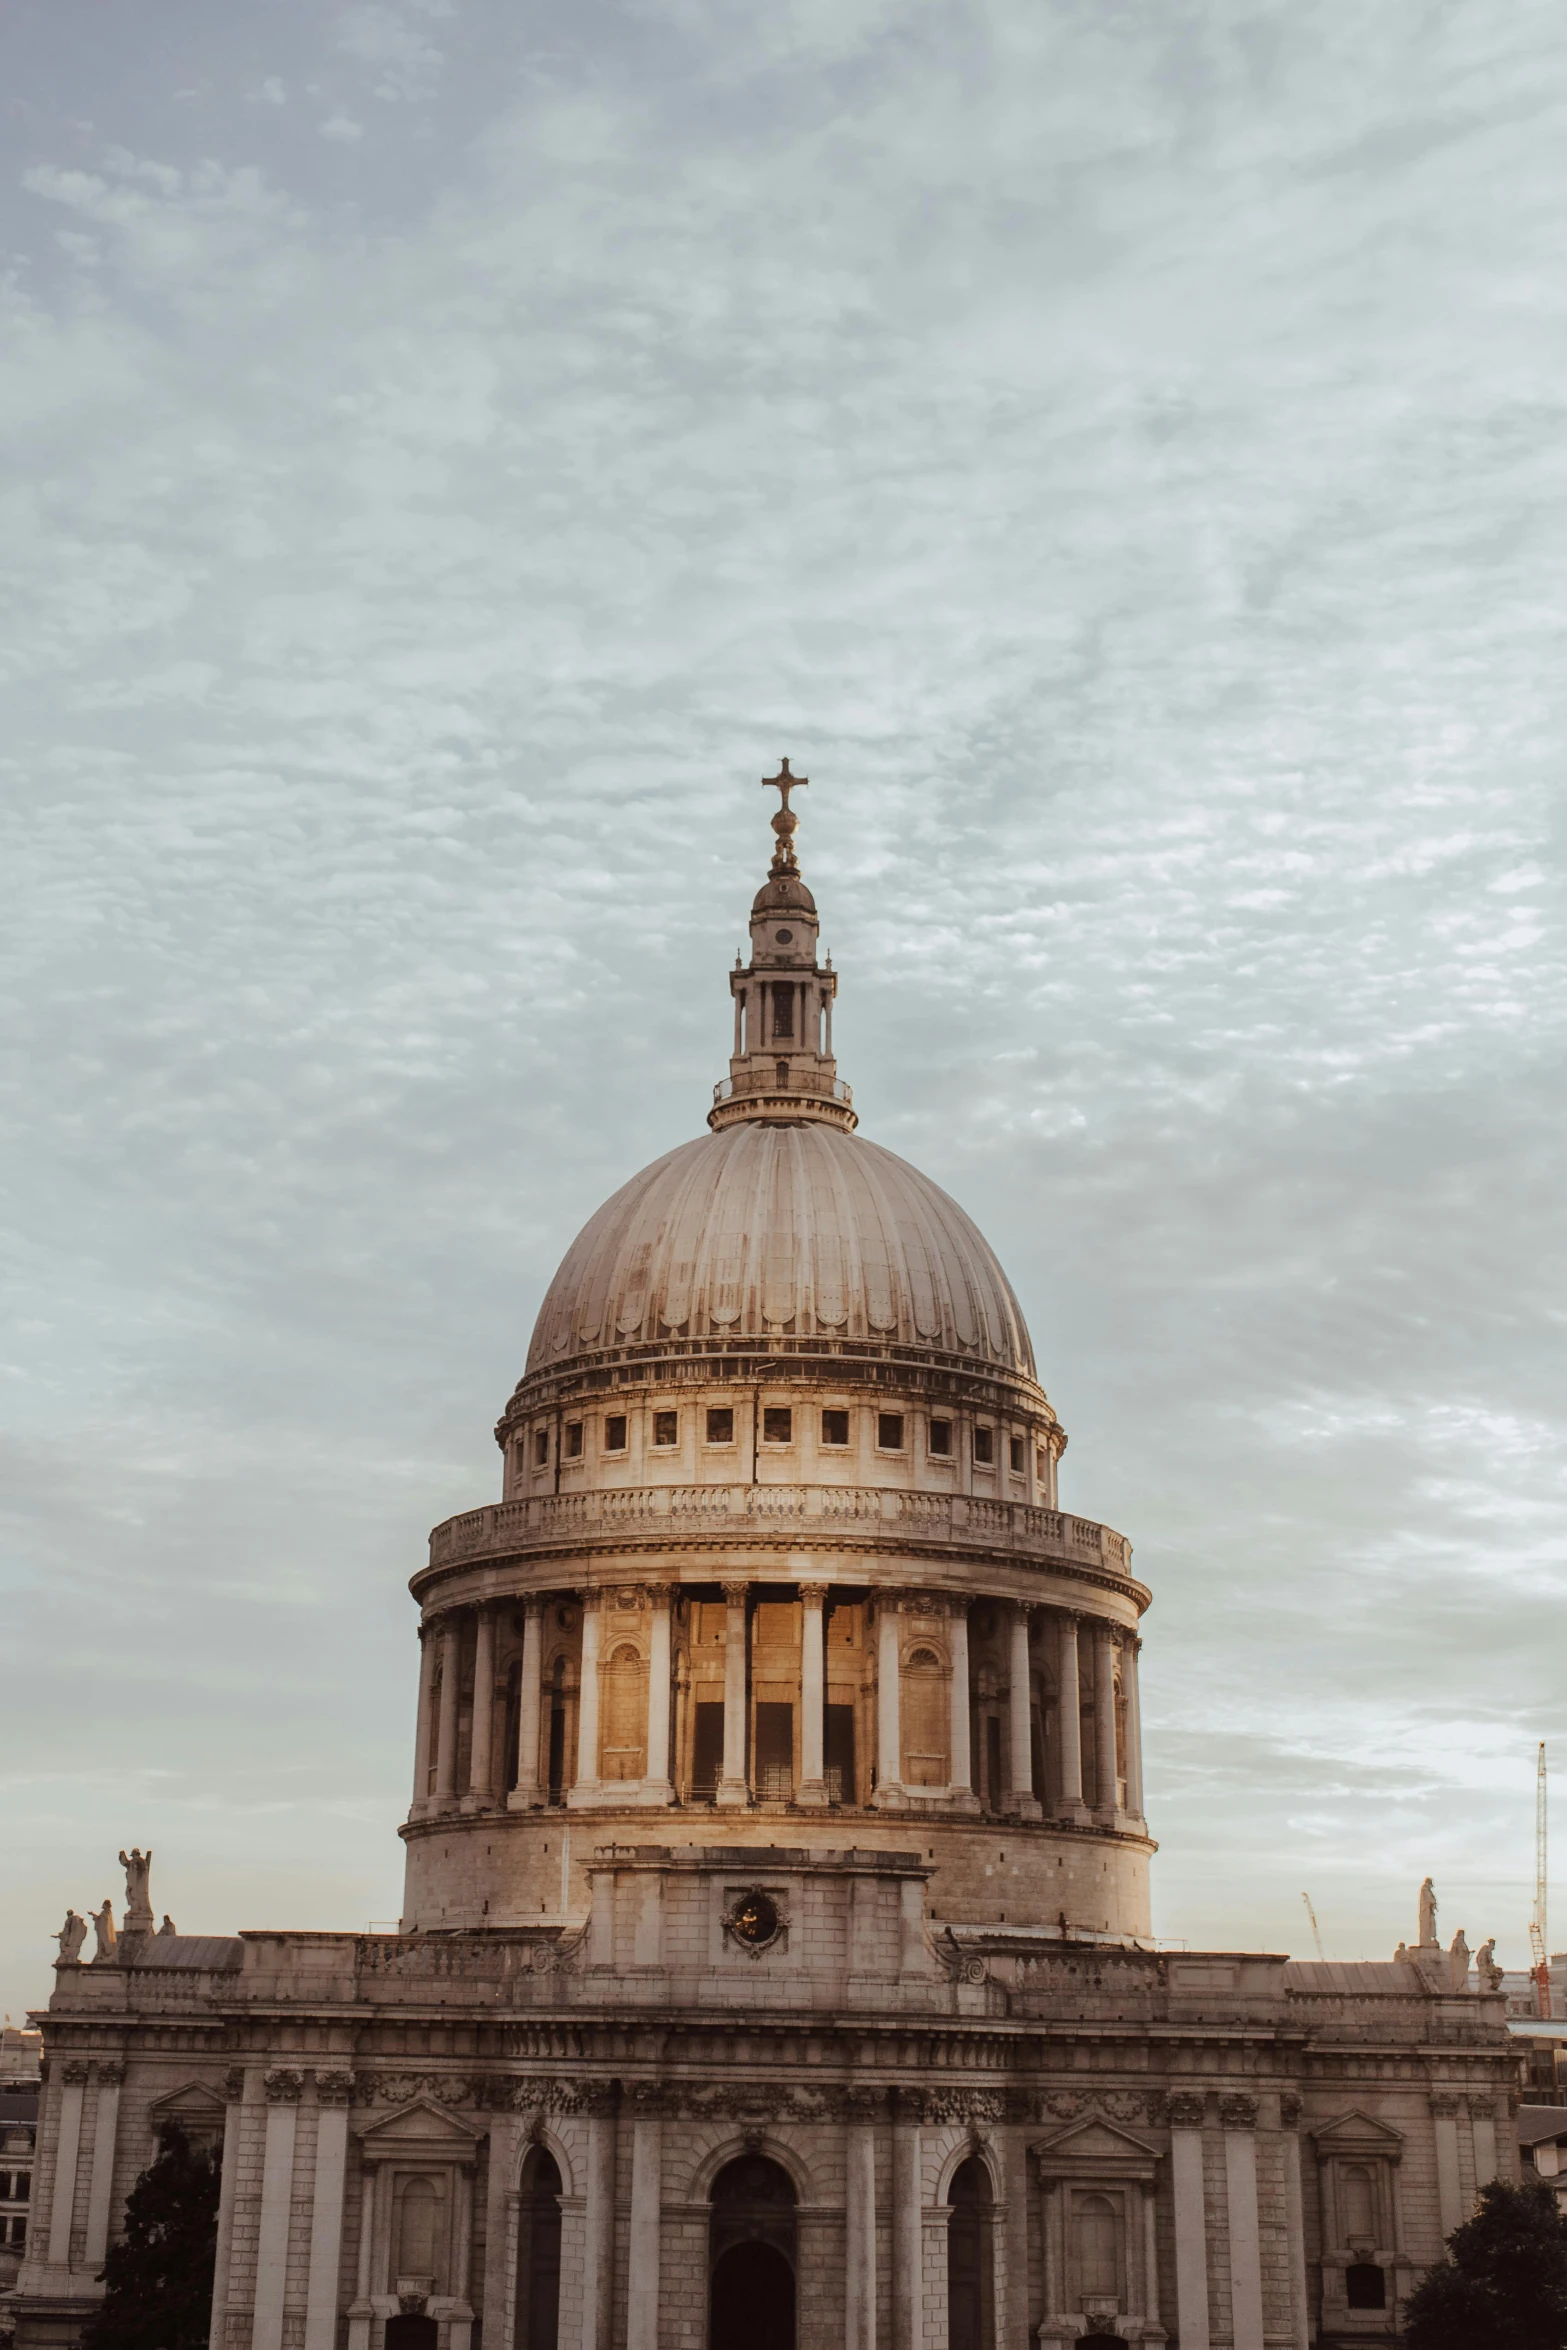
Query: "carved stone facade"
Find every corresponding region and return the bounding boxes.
[11,790,1515,2350]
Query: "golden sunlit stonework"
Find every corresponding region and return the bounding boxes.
[13,780,1516,2350]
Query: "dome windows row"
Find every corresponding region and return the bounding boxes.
[508,1399,1061,1502]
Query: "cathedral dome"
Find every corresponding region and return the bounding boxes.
[524,1120,1037,1378]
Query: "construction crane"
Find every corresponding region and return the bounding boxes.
[1301,1891,1326,1962]
[1530,1742,1551,2018]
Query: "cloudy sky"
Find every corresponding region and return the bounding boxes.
[3,0,1565,2019]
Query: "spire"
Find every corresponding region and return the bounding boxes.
[708,764,856,1133]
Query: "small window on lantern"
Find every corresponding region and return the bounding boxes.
[877,1412,905,1451]
[603,1415,628,1453]
[533,1428,549,1467]
[706,1407,734,1445]
[973,1425,994,1465]
[928,1418,952,1457]
[564,1421,583,1459]
[821,1409,850,1447]
[652,1410,678,1447]
[1009,1435,1025,1473]
[763,1407,793,1444]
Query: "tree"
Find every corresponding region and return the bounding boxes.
[81,2123,220,2350]
[1405,2178,1567,2350]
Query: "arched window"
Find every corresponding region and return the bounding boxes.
[601,1643,645,1781]
[396,2176,439,2285]
[709,2156,796,2350]
[902,1648,948,1787]
[947,2156,994,2350]
[516,2144,563,2348]
[1073,2191,1120,2305]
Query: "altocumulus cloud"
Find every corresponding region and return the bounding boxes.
[1,0,1565,2011]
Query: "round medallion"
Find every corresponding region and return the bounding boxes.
[728,1891,781,1948]
[775,928,793,943]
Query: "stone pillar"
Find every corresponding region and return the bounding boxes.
[571,1593,603,1801]
[510,1598,546,1809]
[874,1597,905,1808]
[1432,2095,1464,2236]
[1471,2096,1500,2186]
[891,2093,922,2350]
[1122,1633,1146,1823]
[464,1603,496,1808]
[1280,2096,1310,2350]
[1007,1604,1042,1820]
[208,2070,246,2350]
[946,1599,978,1809]
[253,2070,304,2350]
[845,2100,878,2350]
[410,1626,437,1819]
[434,1616,462,1807]
[45,2061,88,2268]
[346,2168,377,2350]
[82,2062,123,2271]
[1141,2182,1162,2333]
[643,1586,675,1803]
[580,2108,615,2350]
[798,1582,828,1806]
[303,2072,354,2350]
[1169,2093,1210,2350]
[717,1579,750,1807]
[1054,1612,1090,1825]
[627,2110,662,2350]
[1000,2127,1031,2349]
[1092,1619,1119,1823]
[1222,2097,1264,2350]
[481,2115,518,2350]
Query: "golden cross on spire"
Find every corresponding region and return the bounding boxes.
[761,757,808,815]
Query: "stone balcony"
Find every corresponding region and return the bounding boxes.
[423,1483,1140,1594]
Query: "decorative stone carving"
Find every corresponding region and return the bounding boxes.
[1219,2094,1257,2129]
[1281,2093,1303,2127]
[96,2062,126,2087]
[316,2070,357,2106]
[223,2068,247,2103]
[264,2069,305,2104]
[60,2061,91,2086]
[1429,2093,1461,2117]
[1167,2092,1206,2128]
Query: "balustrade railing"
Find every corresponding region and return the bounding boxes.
[429,1484,1133,1576]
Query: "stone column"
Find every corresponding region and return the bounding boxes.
[1471,2096,1500,2186]
[303,2073,354,2350]
[1141,2182,1162,2333]
[570,1593,603,1802]
[410,1626,437,1819]
[346,2169,377,2350]
[253,2070,304,2350]
[874,1597,905,1808]
[891,2092,922,2350]
[1169,2093,1211,2350]
[642,1585,675,1803]
[798,1582,828,1805]
[1054,1612,1090,1825]
[465,1603,496,1808]
[1222,2097,1264,2350]
[1007,1604,1041,1820]
[481,2115,518,2350]
[45,2061,88,2269]
[1092,1620,1119,1823]
[999,2126,1031,2349]
[1280,2096,1310,2350]
[627,2108,662,2350]
[580,2107,615,2350]
[946,1599,978,1809]
[1432,2095,1464,2236]
[717,1579,750,1807]
[208,2070,246,2350]
[845,2100,878,2350]
[1122,1633,1146,1823]
[510,1598,546,1809]
[82,2062,123,2271]
[434,1615,462,1807]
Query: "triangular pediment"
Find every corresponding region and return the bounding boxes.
[148,2081,225,2121]
[1312,2109,1405,2153]
[356,2096,485,2149]
[1034,2114,1161,2169]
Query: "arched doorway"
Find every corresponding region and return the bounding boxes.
[709,2154,797,2350]
[516,2144,563,2349]
[947,2155,995,2350]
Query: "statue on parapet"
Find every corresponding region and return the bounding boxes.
[1449,1928,1470,1988]
[1475,1937,1503,1990]
[119,1847,154,1936]
[90,1900,117,1962]
[54,1910,87,1964]
[1418,1876,1438,1947]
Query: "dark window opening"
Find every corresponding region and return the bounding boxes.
[770,983,795,1039]
[707,1406,735,1443]
[533,1429,549,1466]
[929,1418,952,1456]
[775,1058,790,1086]
[710,2156,797,2350]
[503,1662,522,1795]
[564,1421,583,1459]
[825,1704,856,1805]
[653,1410,678,1447]
[821,1409,850,1447]
[1009,1435,1025,1472]
[1346,2264,1386,2311]
[985,1716,1003,1813]
[877,1412,905,1451]
[1037,1448,1049,1484]
[691,1701,725,1798]
[755,1703,793,1802]
[973,1425,995,1465]
[516,2144,562,2350]
[604,1414,628,1452]
[947,2156,995,2350]
[385,2322,438,2350]
[763,1406,793,1444]
[547,1658,567,1804]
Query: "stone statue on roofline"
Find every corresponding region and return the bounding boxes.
[54,1910,87,1964]
[1449,1928,1470,1988]
[119,1847,154,1936]
[90,1900,116,1962]
[1418,1876,1438,1947]
[1475,1937,1503,1990]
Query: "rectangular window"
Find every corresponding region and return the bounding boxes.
[603,1414,628,1453]
[825,1703,856,1804]
[762,1406,793,1444]
[691,1701,725,1797]
[532,1428,549,1467]
[770,982,795,1039]
[565,1421,583,1459]
[652,1410,678,1447]
[1037,1448,1050,1486]
[877,1412,905,1451]
[1009,1435,1025,1473]
[973,1425,994,1465]
[755,1701,794,1801]
[706,1406,734,1444]
[821,1408,850,1447]
[928,1417,952,1457]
